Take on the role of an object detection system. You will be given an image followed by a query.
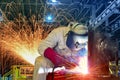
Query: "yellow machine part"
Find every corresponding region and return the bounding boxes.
[2,65,34,80]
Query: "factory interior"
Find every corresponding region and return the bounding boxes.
[0,0,120,80]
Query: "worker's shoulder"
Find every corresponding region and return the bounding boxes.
[51,26,70,36]
[53,26,69,31]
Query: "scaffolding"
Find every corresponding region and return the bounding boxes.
[89,0,120,28]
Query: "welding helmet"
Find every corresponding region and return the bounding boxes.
[66,22,88,51]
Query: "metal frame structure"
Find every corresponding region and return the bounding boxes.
[89,0,120,28]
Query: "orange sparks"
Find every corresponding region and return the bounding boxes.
[66,56,89,75]
[0,17,54,65]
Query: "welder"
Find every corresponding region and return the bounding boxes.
[33,22,88,80]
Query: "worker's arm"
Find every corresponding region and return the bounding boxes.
[44,47,77,69]
[38,28,60,56]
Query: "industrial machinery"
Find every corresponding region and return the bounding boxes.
[46,68,120,80]
[109,60,120,77]
[2,65,34,80]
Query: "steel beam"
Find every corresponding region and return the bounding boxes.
[89,0,120,28]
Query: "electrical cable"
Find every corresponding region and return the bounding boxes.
[52,66,56,80]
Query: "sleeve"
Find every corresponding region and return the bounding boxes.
[38,28,59,56]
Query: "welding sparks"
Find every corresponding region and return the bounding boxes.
[0,17,54,65]
[0,1,88,66]
[78,56,89,74]
[64,56,89,75]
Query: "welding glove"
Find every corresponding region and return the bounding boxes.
[44,47,77,69]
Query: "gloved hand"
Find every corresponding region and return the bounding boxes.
[44,47,77,69]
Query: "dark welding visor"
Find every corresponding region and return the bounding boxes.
[66,31,88,50]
